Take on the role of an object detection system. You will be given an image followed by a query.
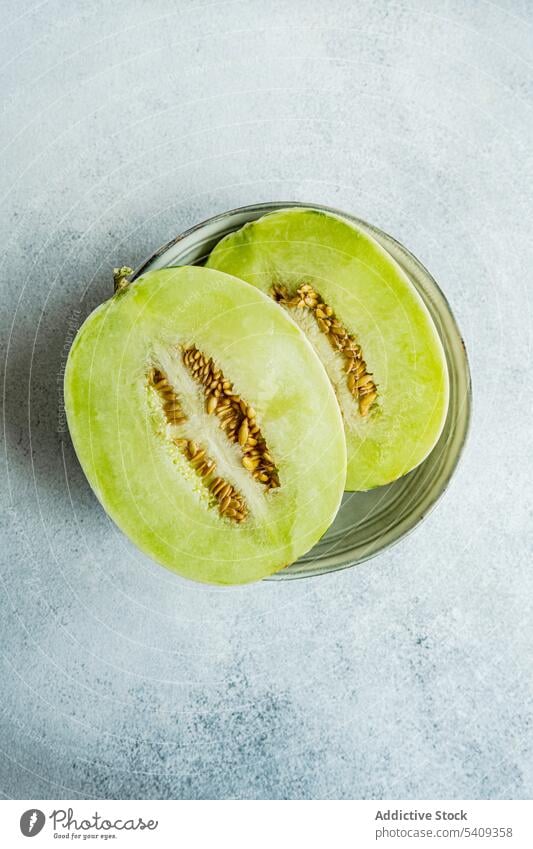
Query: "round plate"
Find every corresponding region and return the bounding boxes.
[132,202,472,580]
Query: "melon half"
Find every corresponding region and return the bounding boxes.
[207,207,449,490]
[64,266,346,584]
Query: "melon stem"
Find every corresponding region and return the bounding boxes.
[113,266,134,292]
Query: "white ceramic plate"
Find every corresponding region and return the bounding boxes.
[132,202,472,580]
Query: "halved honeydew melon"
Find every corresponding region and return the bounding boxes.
[65,266,346,585]
[207,208,449,491]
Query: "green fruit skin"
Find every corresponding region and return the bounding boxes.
[207,208,449,491]
[65,267,346,585]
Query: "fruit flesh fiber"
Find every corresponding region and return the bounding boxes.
[207,208,449,491]
[64,266,346,585]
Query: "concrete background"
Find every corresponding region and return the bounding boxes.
[1,0,532,799]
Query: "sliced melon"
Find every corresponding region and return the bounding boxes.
[65,266,346,585]
[207,208,449,490]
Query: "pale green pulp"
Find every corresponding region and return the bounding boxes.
[64,267,346,585]
[207,208,449,490]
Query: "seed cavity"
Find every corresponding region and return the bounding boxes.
[178,439,248,523]
[272,283,378,416]
[182,345,280,490]
[149,368,248,524]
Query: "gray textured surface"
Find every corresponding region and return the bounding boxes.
[1,0,532,800]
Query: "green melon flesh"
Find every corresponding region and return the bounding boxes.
[65,266,346,585]
[206,208,449,491]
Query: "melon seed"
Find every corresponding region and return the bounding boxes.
[238,420,249,446]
